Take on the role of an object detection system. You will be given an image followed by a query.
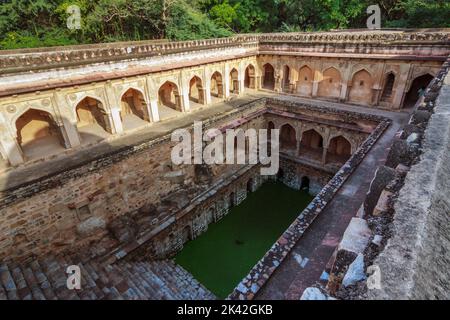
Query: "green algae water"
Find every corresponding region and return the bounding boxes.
[175,181,314,299]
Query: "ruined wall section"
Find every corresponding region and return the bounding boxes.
[367,64,450,300]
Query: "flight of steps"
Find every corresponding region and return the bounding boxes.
[0,256,215,300]
[381,75,395,102]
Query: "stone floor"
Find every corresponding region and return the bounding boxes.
[255,98,410,299]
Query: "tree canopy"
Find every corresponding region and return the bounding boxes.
[0,0,448,49]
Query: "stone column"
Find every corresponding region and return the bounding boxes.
[205,74,212,105]
[340,82,349,102]
[392,64,412,109]
[109,107,123,134]
[180,74,190,112]
[0,132,24,166]
[255,76,262,90]
[238,63,245,94]
[224,64,231,98]
[104,83,123,134]
[149,100,160,122]
[322,147,328,165]
[54,90,81,148]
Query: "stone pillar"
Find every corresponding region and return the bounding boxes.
[392,64,412,109]
[54,91,81,148]
[110,107,123,134]
[180,74,190,112]
[256,76,262,90]
[322,147,328,165]
[104,83,123,134]
[340,83,349,102]
[224,64,231,98]
[205,75,212,105]
[0,133,24,166]
[275,75,282,92]
[238,64,245,94]
[149,100,160,122]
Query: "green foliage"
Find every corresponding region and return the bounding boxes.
[0,0,448,49]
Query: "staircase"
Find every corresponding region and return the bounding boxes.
[381,75,395,102]
[0,256,215,300]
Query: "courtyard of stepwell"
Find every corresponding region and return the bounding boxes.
[0,29,449,300]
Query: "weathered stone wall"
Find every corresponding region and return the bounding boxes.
[0,97,377,263]
[278,158,332,195]
[367,63,450,300]
[0,102,266,262]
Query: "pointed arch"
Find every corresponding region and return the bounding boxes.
[300,129,324,161]
[317,67,342,99]
[262,63,275,90]
[280,123,297,151]
[297,65,313,96]
[15,108,65,159]
[210,71,224,98]
[120,88,150,123]
[189,76,205,104]
[244,64,256,89]
[75,96,112,136]
[326,135,351,164]
[158,81,182,114]
[229,68,239,94]
[348,69,373,105]
[403,73,434,108]
[381,72,396,103]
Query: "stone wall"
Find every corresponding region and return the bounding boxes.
[366,58,450,300]
[0,97,377,263]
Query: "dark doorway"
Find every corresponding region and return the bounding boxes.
[403,74,434,108]
[300,176,310,191]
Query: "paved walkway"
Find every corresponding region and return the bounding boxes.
[255,98,410,300]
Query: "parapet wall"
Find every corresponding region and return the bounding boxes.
[1,30,449,76]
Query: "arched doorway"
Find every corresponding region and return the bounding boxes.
[297,66,313,96]
[211,72,224,98]
[381,73,396,103]
[300,176,310,191]
[327,136,351,164]
[229,68,239,94]
[403,74,434,108]
[300,129,324,161]
[244,64,256,89]
[189,76,205,105]
[247,178,254,193]
[181,225,192,244]
[280,124,296,151]
[75,97,112,143]
[348,70,373,105]
[120,88,149,131]
[282,65,290,92]
[318,67,342,99]
[158,81,182,119]
[263,63,275,90]
[15,109,64,159]
[229,192,235,208]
